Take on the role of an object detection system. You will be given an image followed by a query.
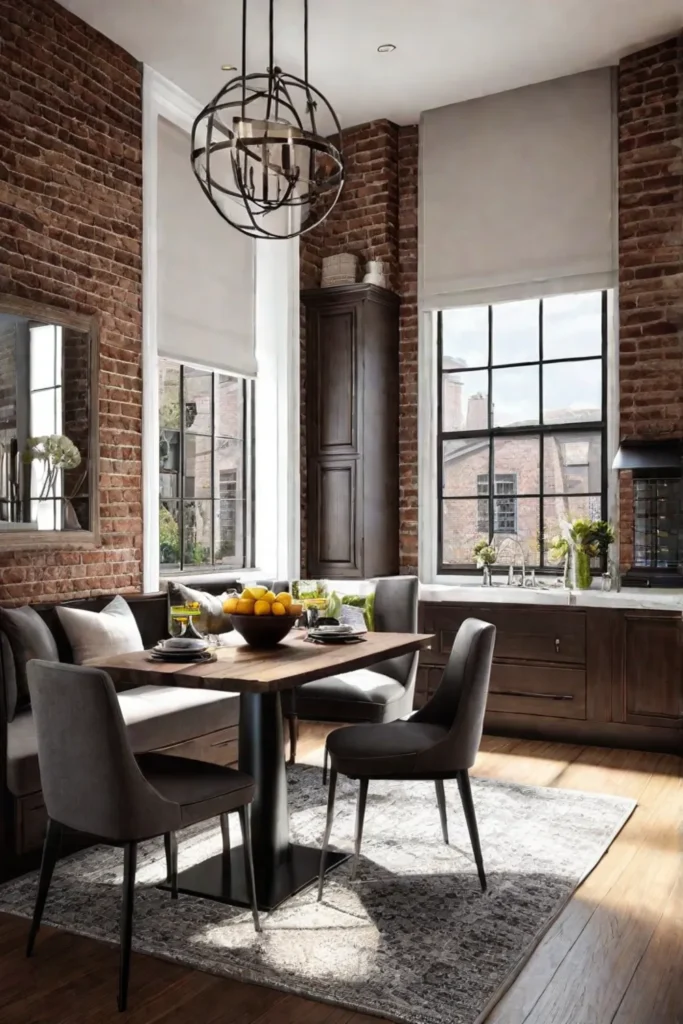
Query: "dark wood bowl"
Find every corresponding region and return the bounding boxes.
[229,613,299,649]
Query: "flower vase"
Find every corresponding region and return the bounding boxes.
[569,546,592,590]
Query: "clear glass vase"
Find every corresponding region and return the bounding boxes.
[569,546,592,590]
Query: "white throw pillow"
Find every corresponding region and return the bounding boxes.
[56,595,144,665]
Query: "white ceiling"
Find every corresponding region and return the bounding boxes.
[63,0,681,127]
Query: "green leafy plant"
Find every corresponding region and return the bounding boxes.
[548,535,569,564]
[159,505,180,564]
[472,539,497,567]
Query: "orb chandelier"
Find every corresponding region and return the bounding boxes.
[191,0,345,240]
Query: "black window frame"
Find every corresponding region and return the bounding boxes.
[437,292,608,574]
[159,361,255,575]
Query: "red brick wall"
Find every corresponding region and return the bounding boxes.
[0,0,143,604]
[299,120,418,573]
[617,34,683,569]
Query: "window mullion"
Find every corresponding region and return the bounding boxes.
[211,372,216,570]
[539,298,545,568]
[487,305,494,542]
[179,365,185,572]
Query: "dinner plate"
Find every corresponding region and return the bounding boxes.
[148,650,216,664]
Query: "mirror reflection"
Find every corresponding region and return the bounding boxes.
[0,310,92,532]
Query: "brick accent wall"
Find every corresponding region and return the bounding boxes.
[617,34,683,569]
[299,120,418,573]
[0,0,143,605]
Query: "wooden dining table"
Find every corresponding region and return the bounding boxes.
[93,629,433,911]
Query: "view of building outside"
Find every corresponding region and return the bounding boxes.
[158,359,250,571]
[439,292,605,569]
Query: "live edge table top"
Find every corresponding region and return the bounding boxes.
[93,631,435,694]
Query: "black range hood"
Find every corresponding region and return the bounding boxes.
[612,440,682,472]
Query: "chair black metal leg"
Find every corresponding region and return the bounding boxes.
[238,805,261,933]
[287,713,298,766]
[351,778,369,881]
[163,832,178,899]
[220,812,231,855]
[118,842,137,1012]
[26,818,62,957]
[322,744,329,786]
[435,779,449,845]
[317,767,338,901]
[457,770,487,892]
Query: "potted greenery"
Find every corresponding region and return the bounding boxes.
[472,539,497,586]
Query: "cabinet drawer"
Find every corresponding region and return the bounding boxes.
[485,608,586,664]
[418,605,476,664]
[487,663,586,719]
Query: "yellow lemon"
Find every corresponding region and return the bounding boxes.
[275,591,292,609]
[290,601,303,617]
[254,599,272,616]
[235,597,256,615]
[242,585,267,601]
[261,590,276,604]
[271,601,286,616]
[223,596,239,613]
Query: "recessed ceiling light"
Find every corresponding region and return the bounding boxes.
[377,43,396,53]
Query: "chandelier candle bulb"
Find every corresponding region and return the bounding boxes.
[190,0,345,240]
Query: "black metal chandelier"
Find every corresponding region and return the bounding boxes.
[190,0,345,240]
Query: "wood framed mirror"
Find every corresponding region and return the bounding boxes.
[0,295,99,549]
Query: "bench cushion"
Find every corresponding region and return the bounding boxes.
[7,685,240,797]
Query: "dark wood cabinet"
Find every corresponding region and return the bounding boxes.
[418,600,683,753]
[303,284,400,578]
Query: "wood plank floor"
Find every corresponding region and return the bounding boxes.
[0,727,681,1024]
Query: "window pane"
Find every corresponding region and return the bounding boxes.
[543,291,602,361]
[492,365,539,427]
[30,325,56,391]
[216,375,244,438]
[442,306,489,369]
[493,497,540,565]
[183,500,212,567]
[183,435,212,499]
[442,438,489,497]
[215,439,244,499]
[159,502,181,568]
[159,428,180,474]
[492,299,539,365]
[184,366,212,434]
[442,499,485,565]
[214,499,244,565]
[30,387,58,436]
[159,360,181,430]
[442,369,488,432]
[543,495,602,561]
[543,359,601,425]
[494,436,539,494]
[544,432,602,494]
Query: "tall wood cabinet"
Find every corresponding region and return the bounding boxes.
[302,284,400,579]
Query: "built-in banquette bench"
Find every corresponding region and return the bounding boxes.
[0,591,244,868]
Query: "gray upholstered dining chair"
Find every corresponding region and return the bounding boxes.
[25,661,260,1012]
[317,617,496,899]
[284,576,419,777]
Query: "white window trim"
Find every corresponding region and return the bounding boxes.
[418,297,619,586]
[142,68,300,592]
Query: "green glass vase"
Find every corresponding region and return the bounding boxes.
[570,546,592,590]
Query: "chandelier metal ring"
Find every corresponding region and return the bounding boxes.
[191,0,345,240]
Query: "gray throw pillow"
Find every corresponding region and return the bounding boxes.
[167,582,232,635]
[56,595,144,665]
[0,605,60,712]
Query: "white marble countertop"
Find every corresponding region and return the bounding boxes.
[418,582,683,612]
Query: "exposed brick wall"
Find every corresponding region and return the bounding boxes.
[617,34,683,568]
[0,0,143,604]
[299,119,417,574]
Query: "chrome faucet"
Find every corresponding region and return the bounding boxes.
[493,535,527,586]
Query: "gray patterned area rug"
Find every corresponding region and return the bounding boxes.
[0,767,635,1024]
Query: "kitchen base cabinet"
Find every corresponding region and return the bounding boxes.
[418,601,683,754]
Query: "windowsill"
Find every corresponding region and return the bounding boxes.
[159,567,264,582]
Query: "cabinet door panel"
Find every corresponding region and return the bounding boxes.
[308,459,361,577]
[488,663,586,719]
[623,614,683,723]
[310,307,359,456]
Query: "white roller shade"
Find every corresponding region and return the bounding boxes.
[420,68,616,309]
[157,117,256,376]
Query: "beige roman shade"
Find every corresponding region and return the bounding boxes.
[157,117,257,377]
[420,68,617,309]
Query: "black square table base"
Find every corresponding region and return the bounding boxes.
[159,842,349,912]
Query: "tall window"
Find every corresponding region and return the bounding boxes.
[438,292,607,572]
[158,359,254,572]
[29,324,63,530]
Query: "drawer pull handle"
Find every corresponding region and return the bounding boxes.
[491,689,574,701]
[554,638,561,654]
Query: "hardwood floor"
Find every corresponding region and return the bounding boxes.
[0,727,681,1024]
